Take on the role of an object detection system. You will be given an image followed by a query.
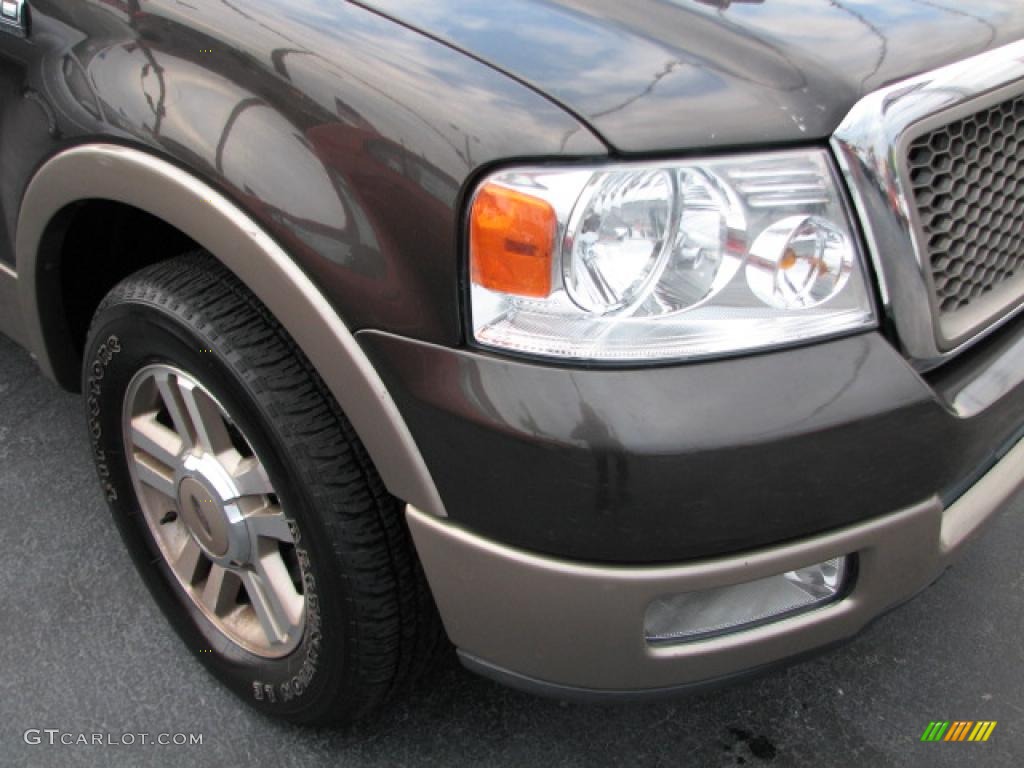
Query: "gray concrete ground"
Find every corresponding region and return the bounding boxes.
[0,332,1021,768]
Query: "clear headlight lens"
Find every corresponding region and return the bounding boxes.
[468,150,875,361]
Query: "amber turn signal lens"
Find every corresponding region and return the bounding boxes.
[470,183,555,298]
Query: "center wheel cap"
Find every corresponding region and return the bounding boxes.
[177,476,229,557]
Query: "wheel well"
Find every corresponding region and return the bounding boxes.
[38,199,198,391]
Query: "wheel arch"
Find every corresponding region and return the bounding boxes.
[16,143,446,517]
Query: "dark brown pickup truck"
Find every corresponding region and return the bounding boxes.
[1,0,1023,724]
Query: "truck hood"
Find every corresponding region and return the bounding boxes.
[360,0,1024,153]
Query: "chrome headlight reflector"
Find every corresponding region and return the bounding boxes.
[468,150,875,361]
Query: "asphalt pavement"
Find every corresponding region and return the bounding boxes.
[0,332,1021,768]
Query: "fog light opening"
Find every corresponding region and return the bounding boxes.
[644,557,849,645]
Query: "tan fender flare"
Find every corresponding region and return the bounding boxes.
[16,144,446,517]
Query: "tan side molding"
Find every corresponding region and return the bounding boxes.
[16,144,445,517]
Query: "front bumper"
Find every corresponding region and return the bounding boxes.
[408,435,1024,695]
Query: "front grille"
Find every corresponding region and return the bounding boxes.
[906,95,1024,319]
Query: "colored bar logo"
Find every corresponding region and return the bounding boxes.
[920,721,997,742]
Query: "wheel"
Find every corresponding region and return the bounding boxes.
[82,251,441,724]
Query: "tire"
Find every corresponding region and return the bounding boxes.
[82,251,441,725]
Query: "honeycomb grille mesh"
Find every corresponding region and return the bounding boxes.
[906,95,1024,316]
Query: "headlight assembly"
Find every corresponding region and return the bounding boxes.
[468,150,876,361]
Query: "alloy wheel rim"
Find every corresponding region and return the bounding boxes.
[122,364,306,658]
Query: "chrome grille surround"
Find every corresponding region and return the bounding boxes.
[832,40,1024,370]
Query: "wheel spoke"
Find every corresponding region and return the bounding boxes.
[155,372,196,452]
[132,452,177,497]
[230,456,274,498]
[202,565,241,615]
[178,379,234,456]
[130,415,183,467]
[247,509,293,542]
[242,552,303,647]
[175,538,206,584]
